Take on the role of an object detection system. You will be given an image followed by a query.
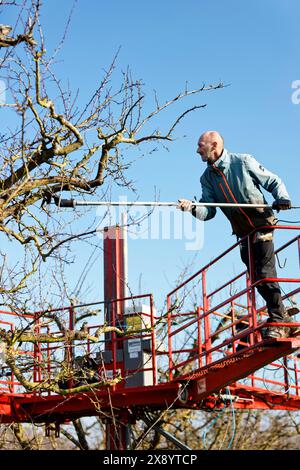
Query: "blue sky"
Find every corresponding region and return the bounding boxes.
[1,0,299,312]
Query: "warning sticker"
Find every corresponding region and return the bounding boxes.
[129,352,139,359]
[128,339,141,354]
[197,378,206,395]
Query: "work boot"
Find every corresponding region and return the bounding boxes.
[263,311,293,339]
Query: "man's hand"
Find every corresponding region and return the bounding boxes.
[177,199,194,211]
[272,199,292,211]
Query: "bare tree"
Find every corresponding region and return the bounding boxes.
[0,0,225,393]
[0,1,235,449]
[128,407,300,450]
[0,0,224,274]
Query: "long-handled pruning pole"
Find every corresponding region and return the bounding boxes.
[52,198,300,210]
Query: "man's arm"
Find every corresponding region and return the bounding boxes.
[245,155,291,210]
[245,155,290,200]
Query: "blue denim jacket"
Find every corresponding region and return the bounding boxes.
[193,149,290,237]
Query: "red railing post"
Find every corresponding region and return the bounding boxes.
[246,276,255,388]
[167,295,173,381]
[247,235,258,346]
[67,306,75,389]
[202,270,212,365]
[111,300,117,390]
[10,324,15,394]
[150,294,157,385]
[294,358,299,396]
[33,312,42,394]
[197,306,203,368]
[150,294,157,386]
[47,325,51,395]
[231,301,236,354]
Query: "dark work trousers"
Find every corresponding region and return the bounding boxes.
[240,238,286,323]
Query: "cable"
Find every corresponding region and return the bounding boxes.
[226,387,236,450]
[277,219,300,223]
[261,358,296,396]
[279,284,299,307]
[201,389,237,450]
[201,405,226,449]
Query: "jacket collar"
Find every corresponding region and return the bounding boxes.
[209,148,229,171]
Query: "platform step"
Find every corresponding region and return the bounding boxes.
[177,338,300,402]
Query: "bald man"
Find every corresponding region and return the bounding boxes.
[178,131,294,340]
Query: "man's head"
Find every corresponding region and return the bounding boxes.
[197,131,224,163]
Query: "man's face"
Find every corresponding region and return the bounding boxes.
[197,137,213,162]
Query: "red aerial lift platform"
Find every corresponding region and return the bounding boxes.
[0,224,299,448]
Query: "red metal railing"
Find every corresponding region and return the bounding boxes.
[0,310,35,394]
[0,294,158,396]
[0,225,299,409]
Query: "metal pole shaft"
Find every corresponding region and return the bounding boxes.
[55,199,300,209]
[74,201,271,208]
[55,198,300,209]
